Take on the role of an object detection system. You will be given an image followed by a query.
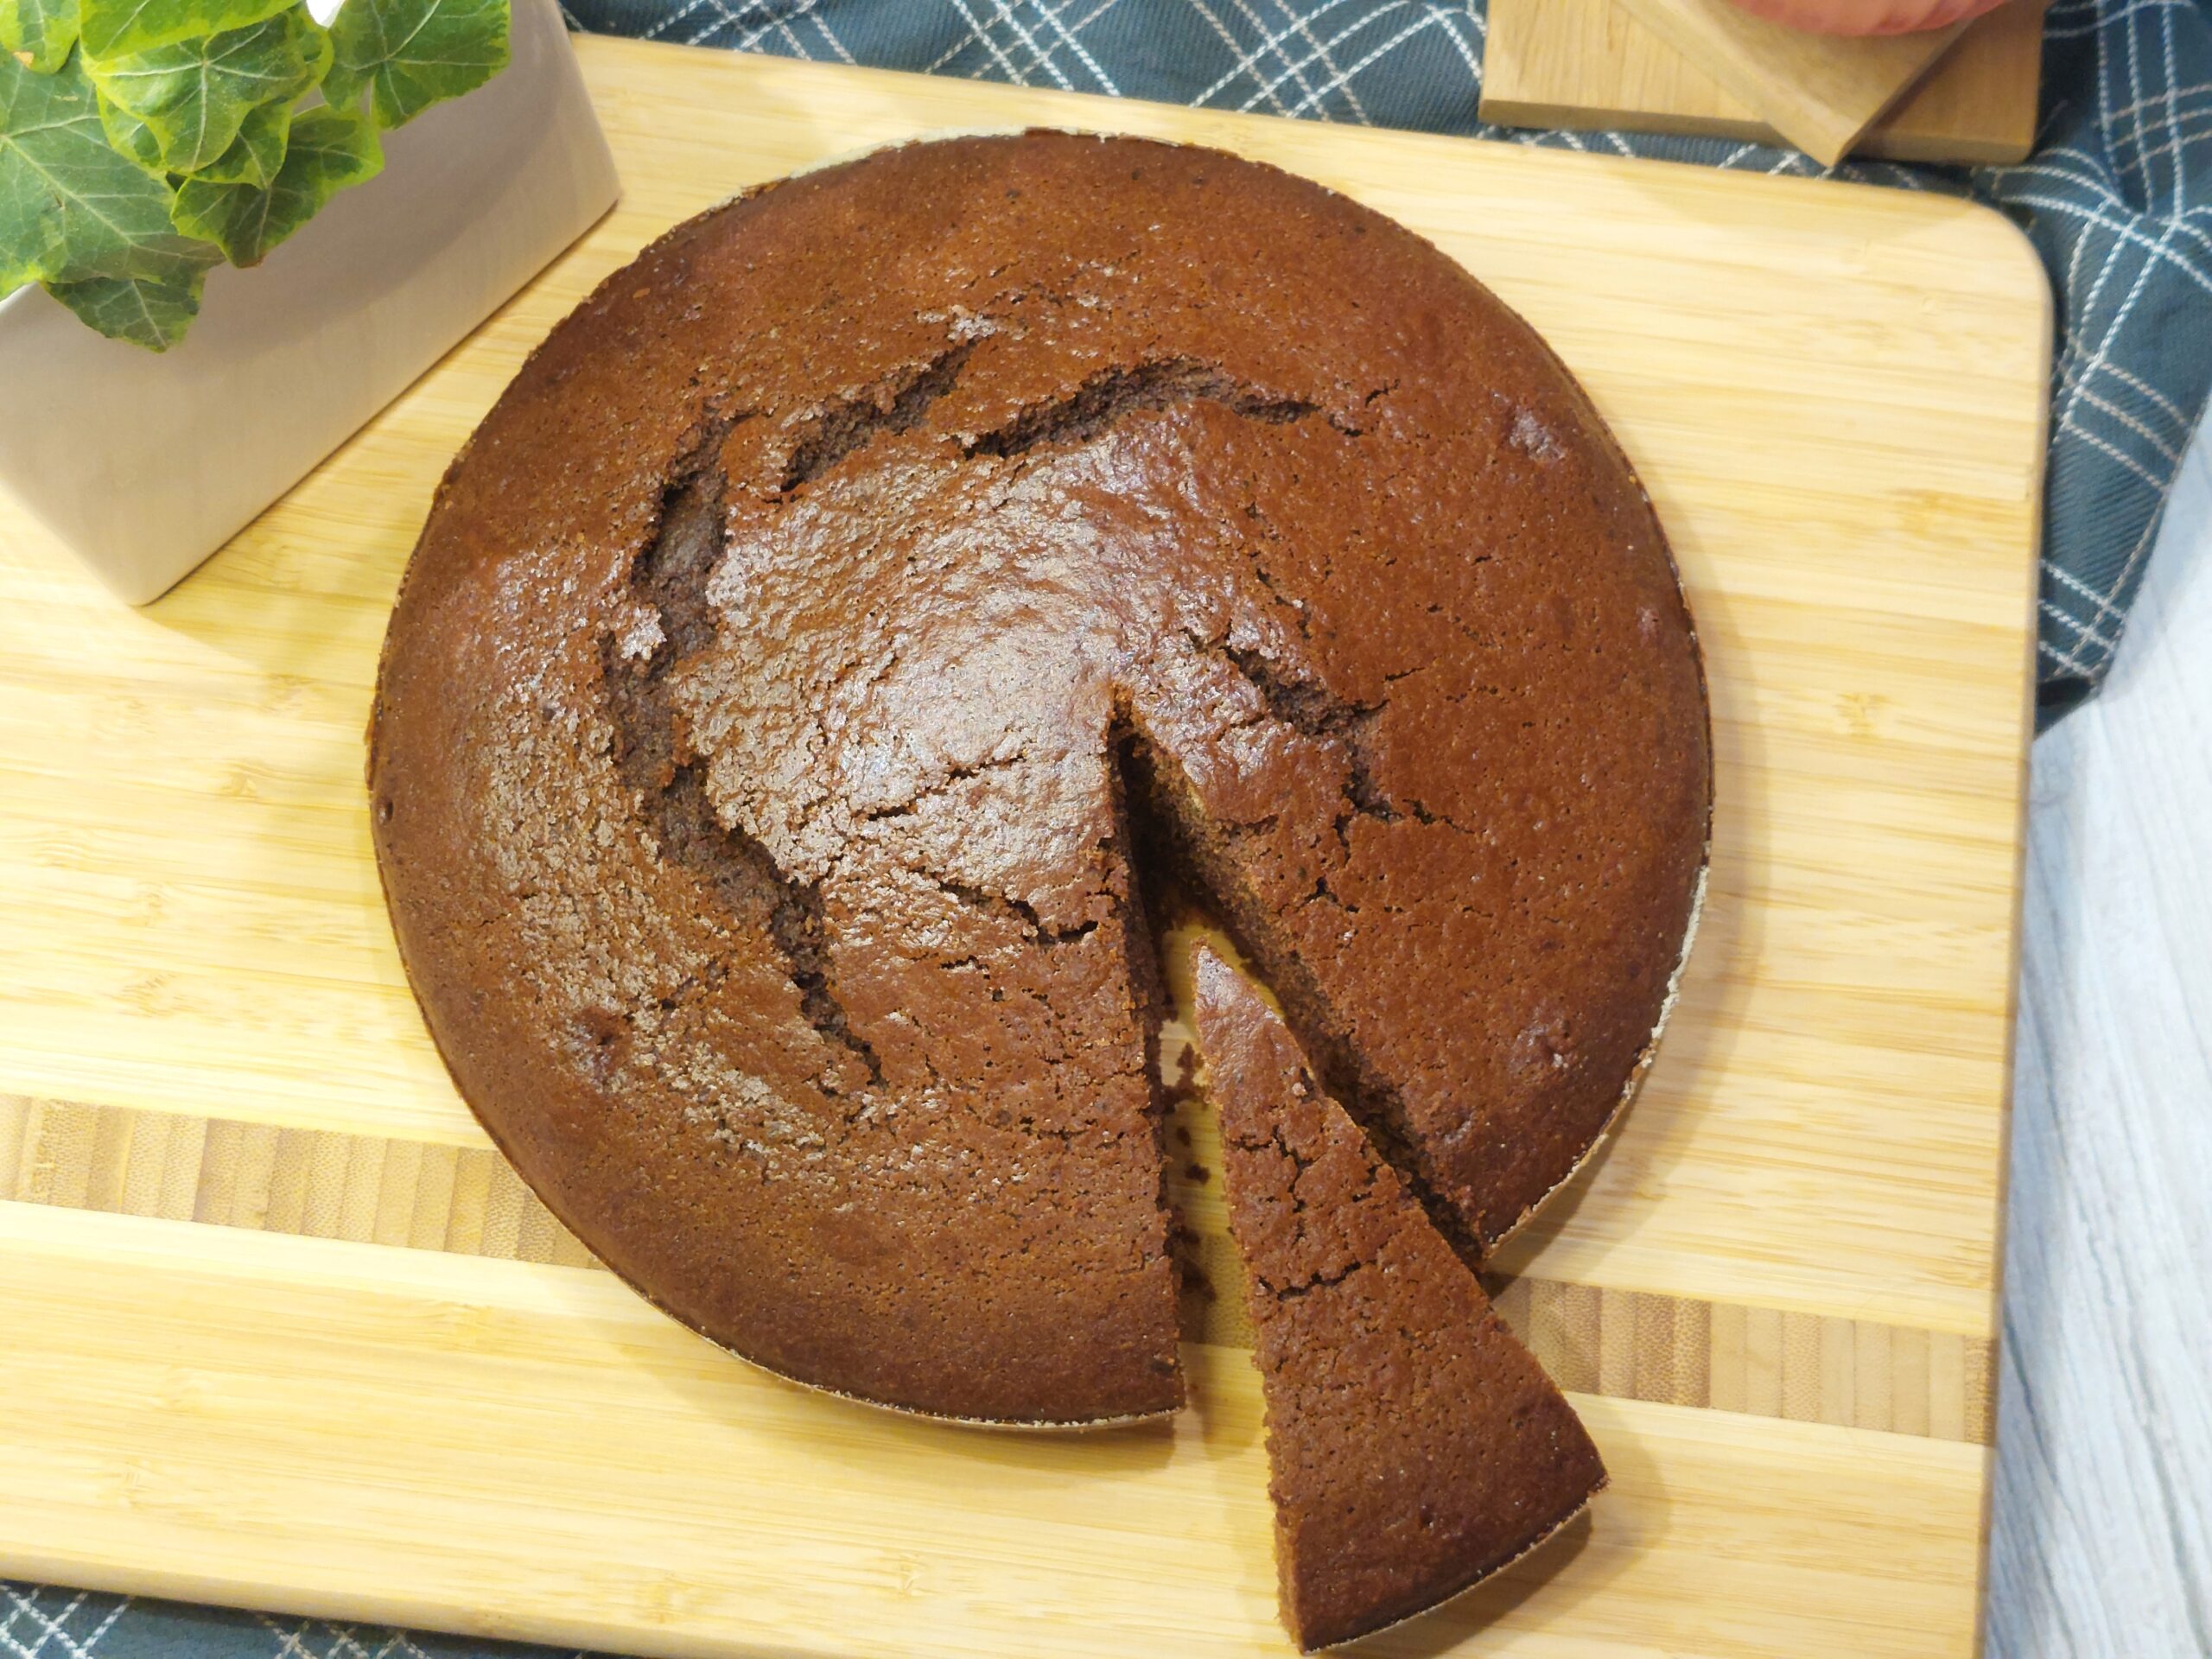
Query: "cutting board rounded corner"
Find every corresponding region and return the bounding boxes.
[1942,194,2056,343]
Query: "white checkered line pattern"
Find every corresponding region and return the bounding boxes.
[0,1591,130,1659]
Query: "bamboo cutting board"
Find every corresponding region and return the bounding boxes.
[0,37,2047,1659]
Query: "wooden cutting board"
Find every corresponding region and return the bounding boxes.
[1607,0,1971,162]
[1482,0,2045,163]
[0,36,2048,1659]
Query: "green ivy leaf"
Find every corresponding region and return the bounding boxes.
[0,0,81,74]
[11,3,500,349]
[86,8,325,175]
[168,103,376,265]
[191,86,285,184]
[1,47,218,295]
[44,263,203,347]
[76,0,293,61]
[95,84,164,172]
[324,0,506,130]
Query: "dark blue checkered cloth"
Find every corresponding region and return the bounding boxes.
[6,3,2209,1656]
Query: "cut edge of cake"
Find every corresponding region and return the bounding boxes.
[1121,717,1710,1269]
[1188,939,1608,1650]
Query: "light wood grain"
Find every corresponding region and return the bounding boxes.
[1607,0,1974,163]
[0,37,2048,1657]
[0,1090,1997,1442]
[1483,0,2044,164]
[0,1202,1993,1659]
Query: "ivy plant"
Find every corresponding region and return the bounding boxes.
[1,0,509,349]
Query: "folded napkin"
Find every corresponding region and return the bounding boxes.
[565,0,2212,726]
[5,3,2202,1657]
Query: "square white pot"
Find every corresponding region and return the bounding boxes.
[0,0,620,604]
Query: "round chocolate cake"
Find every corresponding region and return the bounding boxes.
[368,132,1711,1427]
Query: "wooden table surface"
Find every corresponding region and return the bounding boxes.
[1989,423,2212,1657]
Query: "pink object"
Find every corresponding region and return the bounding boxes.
[1725,0,2013,34]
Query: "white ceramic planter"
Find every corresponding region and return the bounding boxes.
[0,0,620,604]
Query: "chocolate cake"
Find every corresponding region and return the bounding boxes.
[368,131,1710,1426]
[1191,944,1606,1650]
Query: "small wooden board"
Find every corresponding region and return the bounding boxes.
[1617,0,1967,162]
[0,35,2048,1659]
[1484,0,2044,165]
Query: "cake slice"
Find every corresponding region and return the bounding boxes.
[1190,943,1606,1651]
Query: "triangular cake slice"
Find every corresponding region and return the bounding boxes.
[1190,944,1606,1651]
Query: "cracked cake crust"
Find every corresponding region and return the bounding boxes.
[366,131,1711,1425]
